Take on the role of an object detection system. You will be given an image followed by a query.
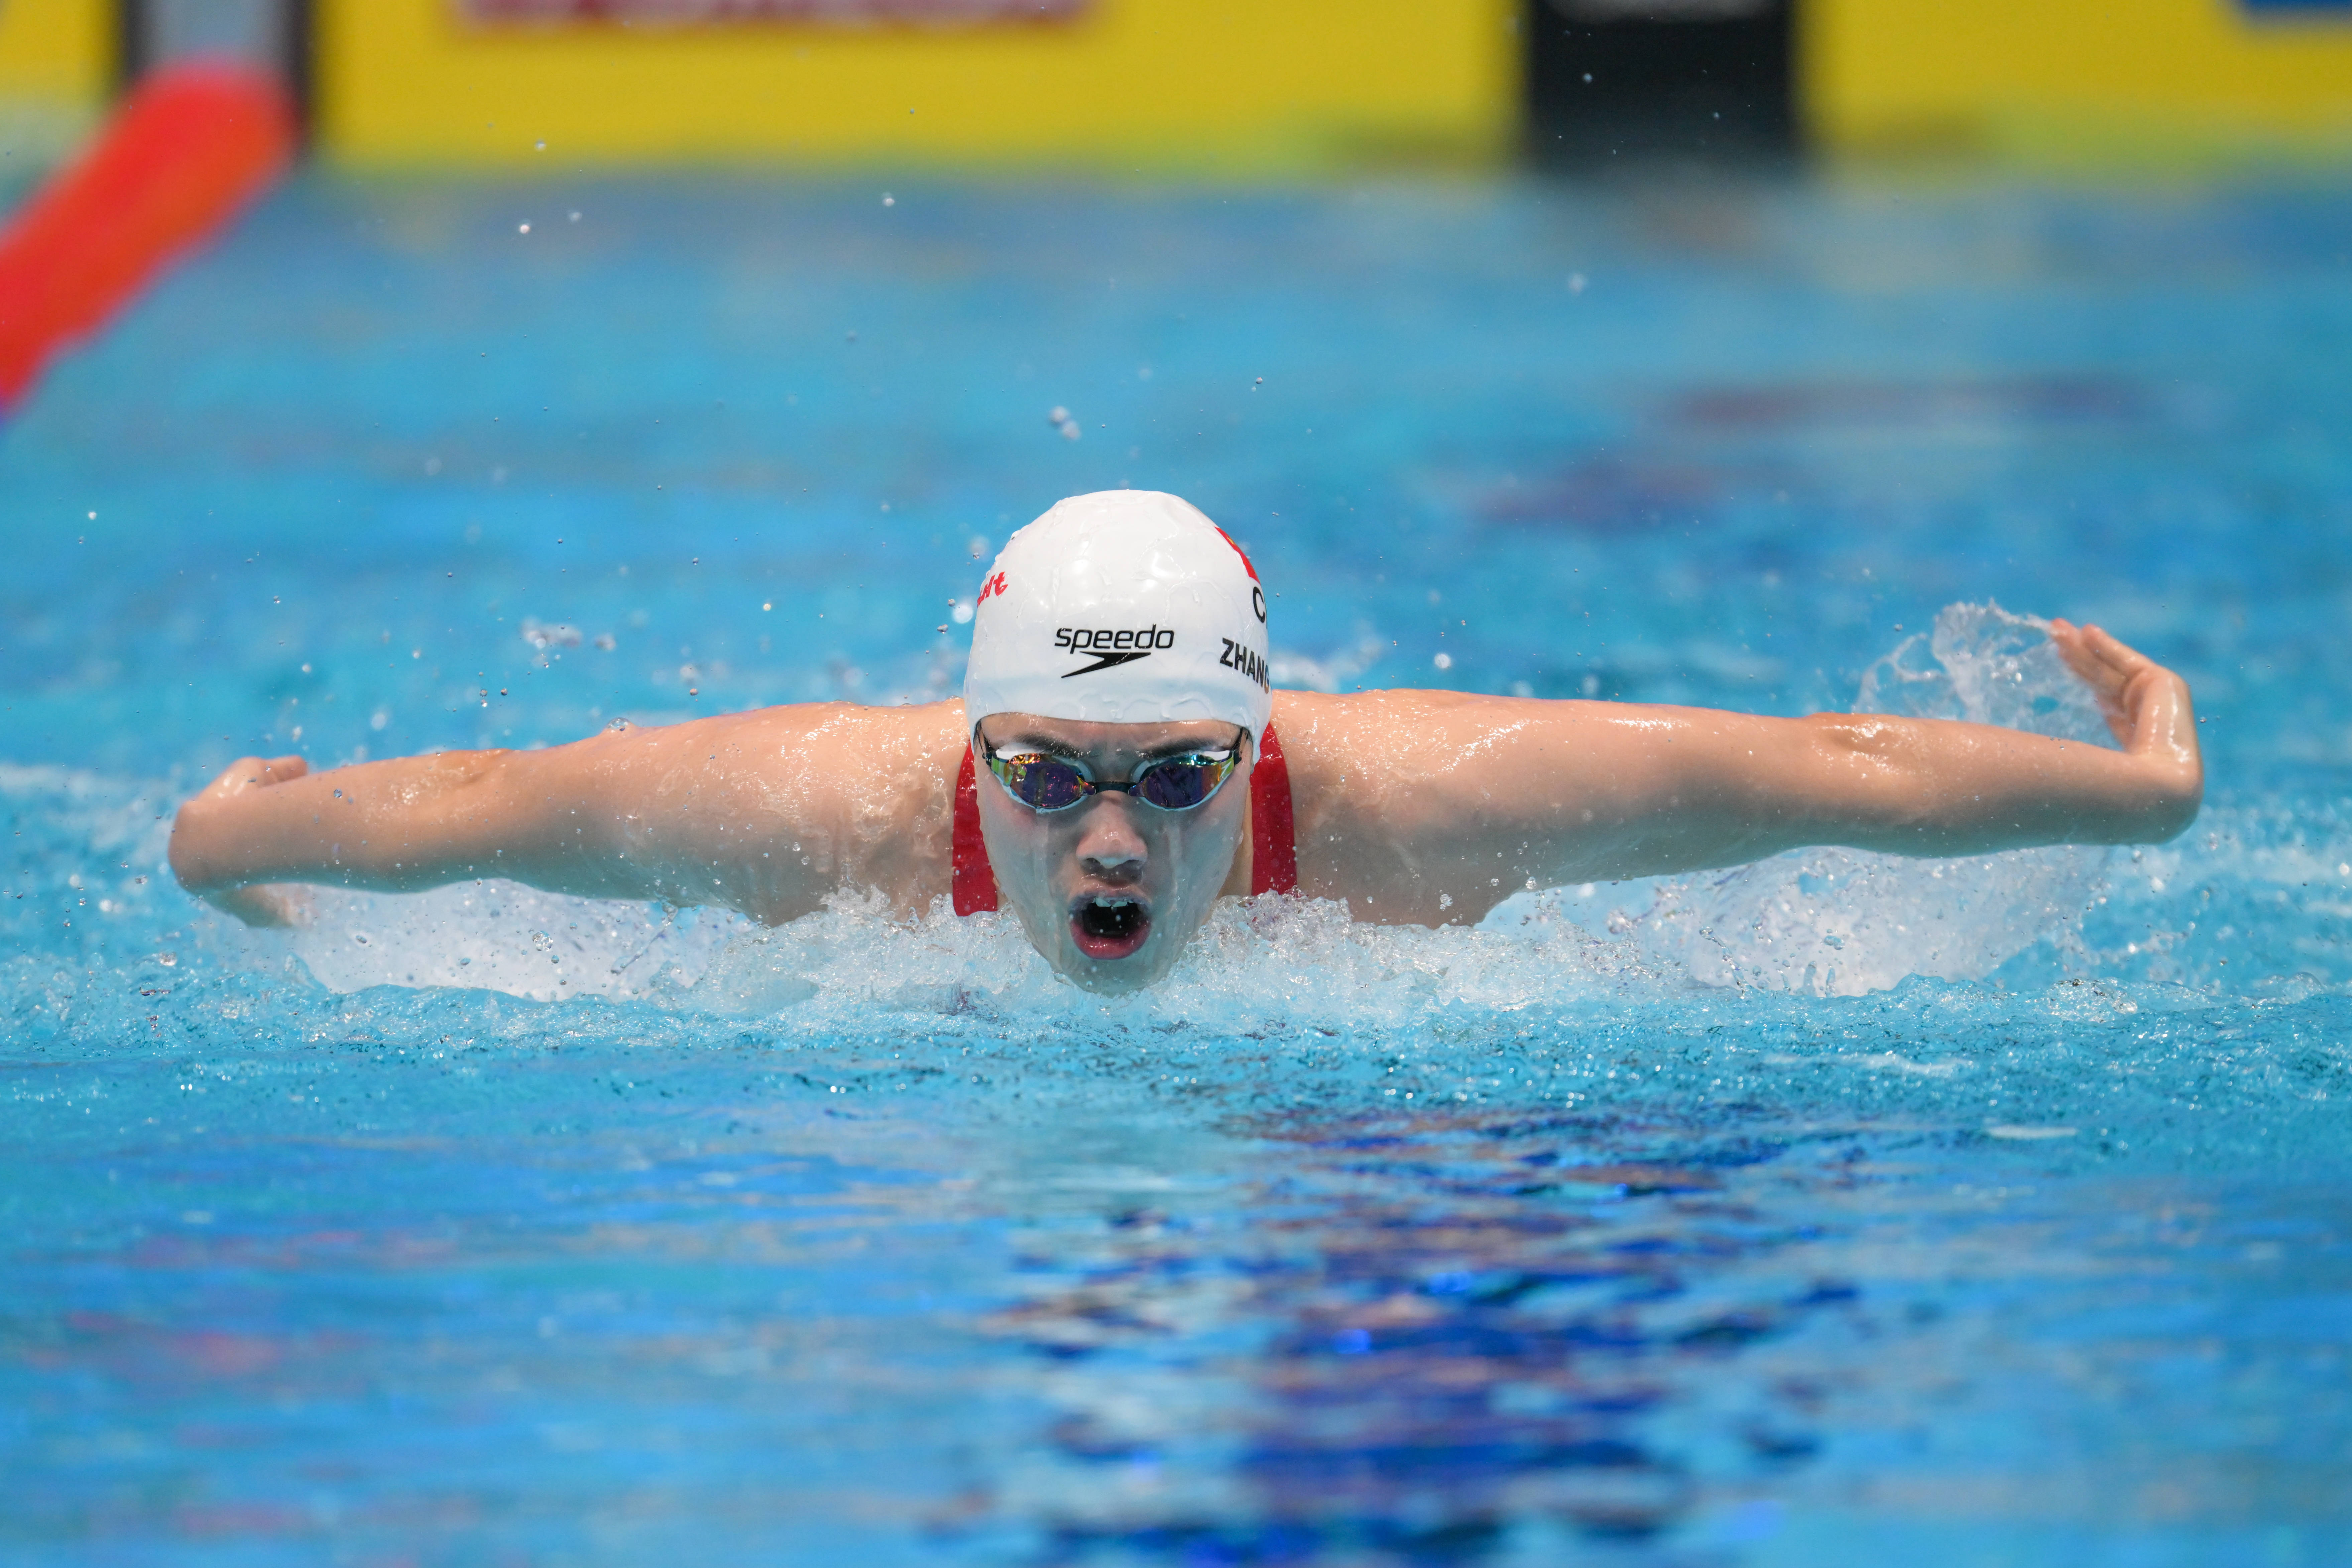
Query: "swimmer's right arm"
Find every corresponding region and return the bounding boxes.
[167,702,968,926]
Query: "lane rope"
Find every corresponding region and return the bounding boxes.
[0,62,294,415]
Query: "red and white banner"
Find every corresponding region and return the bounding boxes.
[463,0,1086,21]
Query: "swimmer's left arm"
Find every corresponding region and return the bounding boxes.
[1279,621,2201,925]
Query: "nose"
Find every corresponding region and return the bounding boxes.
[1075,796,1149,882]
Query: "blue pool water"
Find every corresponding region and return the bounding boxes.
[3,171,2350,1565]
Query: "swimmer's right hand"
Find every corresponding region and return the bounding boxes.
[169,754,315,928]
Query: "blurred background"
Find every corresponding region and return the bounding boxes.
[7,0,2352,172]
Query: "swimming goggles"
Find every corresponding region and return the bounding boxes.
[979,731,1248,813]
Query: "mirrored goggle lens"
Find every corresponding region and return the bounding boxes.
[992,754,1093,811]
[1130,755,1236,810]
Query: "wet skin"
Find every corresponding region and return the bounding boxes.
[971,714,1252,994]
[170,621,2201,993]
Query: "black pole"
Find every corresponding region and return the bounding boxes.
[116,0,151,90]
[113,0,312,144]
[1524,0,1799,168]
[284,0,315,143]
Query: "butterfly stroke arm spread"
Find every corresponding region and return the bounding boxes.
[1279,621,2202,927]
[168,703,970,928]
[170,621,2196,933]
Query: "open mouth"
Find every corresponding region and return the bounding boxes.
[1069,894,1152,961]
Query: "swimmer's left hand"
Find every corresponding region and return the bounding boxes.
[2048,619,2203,828]
[170,753,317,927]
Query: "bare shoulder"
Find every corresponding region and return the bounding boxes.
[575,698,970,918]
[1272,688,1539,738]
[536,697,967,847]
[1270,688,1792,785]
[1266,689,1769,919]
[598,697,963,757]
[545,698,966,788]
[1267,688,1730,877]
[1270,688,1618,791]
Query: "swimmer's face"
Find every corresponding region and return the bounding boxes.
[973,713,1251,994]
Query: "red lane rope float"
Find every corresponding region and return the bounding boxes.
[0,62,294,413]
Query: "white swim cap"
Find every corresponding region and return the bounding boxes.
[963,490,1272,734]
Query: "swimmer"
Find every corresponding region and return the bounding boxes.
[169,491,2202,994]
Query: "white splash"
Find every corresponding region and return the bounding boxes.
[1598,839,2105,996]
[286,880,742,1001]
[687,886,1655,1032]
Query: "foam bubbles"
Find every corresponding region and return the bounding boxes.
[1605,842,2104,995]
[287,881,741,1001]
[690,887,1655,1032]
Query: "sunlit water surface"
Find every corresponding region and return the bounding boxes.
[3,172,2350,1566]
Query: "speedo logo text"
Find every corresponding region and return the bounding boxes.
[1058,624,1175,678]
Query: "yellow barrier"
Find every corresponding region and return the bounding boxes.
[0,0,112,165]
[1804,0,2352,165]
[315,0,1518,172]
[14,0,2347,176]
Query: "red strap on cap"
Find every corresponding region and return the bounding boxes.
[1249,724,1298,897]
[952,744,1000,915]
[952,725,1295,914]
